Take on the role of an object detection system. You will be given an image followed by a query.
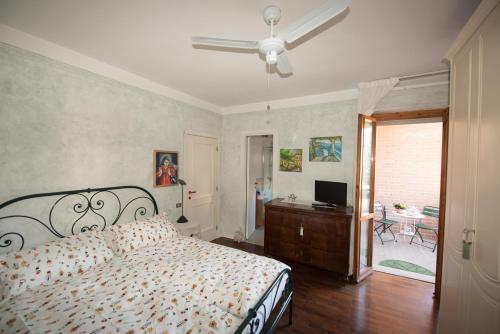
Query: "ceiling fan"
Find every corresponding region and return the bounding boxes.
[192,0,350,75]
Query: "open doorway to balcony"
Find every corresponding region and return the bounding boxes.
[372,116,444,283]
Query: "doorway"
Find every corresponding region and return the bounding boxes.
[372,118,443,283]
[245,135,274,246]
[353,109,449,298]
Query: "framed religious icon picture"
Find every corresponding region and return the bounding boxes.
[154,150,179,187]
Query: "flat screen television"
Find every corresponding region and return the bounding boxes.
[314,180,347,207]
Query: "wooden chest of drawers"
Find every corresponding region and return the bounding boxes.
[264,199,352,276]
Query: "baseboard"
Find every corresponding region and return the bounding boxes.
[215,232,234,241]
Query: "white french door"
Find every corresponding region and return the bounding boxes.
[183,133,219,241]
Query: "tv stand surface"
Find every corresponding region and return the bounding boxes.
[311,202,339,209]
[279,199,352,212]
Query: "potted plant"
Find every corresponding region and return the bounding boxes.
[393,202,407,213]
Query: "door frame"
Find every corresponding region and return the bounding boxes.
[240,130,279,239]
[183,130,220,238]
[353,114,378,283]
[368,108,449,300]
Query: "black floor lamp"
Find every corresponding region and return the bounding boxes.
[177,179,188,223]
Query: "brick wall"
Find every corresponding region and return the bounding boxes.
[375,120,442,240]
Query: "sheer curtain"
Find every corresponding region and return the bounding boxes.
[358,77,399,116]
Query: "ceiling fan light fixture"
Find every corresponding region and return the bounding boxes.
[191,0,350,76]
[258,37,284,55]
[266,51,278,65]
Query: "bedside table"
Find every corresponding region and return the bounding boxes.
[175,221,200,238]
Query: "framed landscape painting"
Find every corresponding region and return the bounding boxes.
[154,150,178,187]
[309,136,342,162]
[280,149,303,172]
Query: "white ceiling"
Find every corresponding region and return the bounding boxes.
[0,0,479,108]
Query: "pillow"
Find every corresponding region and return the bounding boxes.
[0,230,113,301]
[105,212,178,255]
[145,212,179,240]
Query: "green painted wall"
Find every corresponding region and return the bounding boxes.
[0,43,222,221]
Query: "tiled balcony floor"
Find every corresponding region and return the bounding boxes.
[373,231,437,283]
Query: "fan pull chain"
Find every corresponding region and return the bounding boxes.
[266,62,271,124]
[267,63,270,90]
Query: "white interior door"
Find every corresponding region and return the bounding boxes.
[184,133,218,241]
[245,137,256,239]
[439,4,500,333]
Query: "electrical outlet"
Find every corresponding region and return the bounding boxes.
[176,203,182,208]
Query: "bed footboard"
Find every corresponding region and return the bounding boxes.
[234,268,293,334]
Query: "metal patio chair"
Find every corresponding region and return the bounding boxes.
[410,206,439,252]
[374,202,398,245]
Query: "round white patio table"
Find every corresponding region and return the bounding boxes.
[392,210,425,241]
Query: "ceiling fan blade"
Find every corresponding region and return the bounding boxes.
[276,52,293,75]
[192,36,259,50]
[277,0,349,44]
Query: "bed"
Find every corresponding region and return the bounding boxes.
[0,186,293,334]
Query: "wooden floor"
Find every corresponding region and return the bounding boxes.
[212,237,438,334]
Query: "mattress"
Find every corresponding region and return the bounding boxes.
[0,236,289,334]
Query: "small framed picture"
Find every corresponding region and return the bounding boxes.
[154,150,179,187]
[280,149,303,172]
[309,136,342,162]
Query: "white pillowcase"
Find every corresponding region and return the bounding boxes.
[105,212,178,255]
[0,230,114,301]
[145,212,179,239]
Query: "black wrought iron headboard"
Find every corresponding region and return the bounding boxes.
[0,186,158,253]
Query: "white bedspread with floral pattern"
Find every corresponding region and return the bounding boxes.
[0,236,289,334]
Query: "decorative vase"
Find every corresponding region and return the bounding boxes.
[233,228,244,243]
